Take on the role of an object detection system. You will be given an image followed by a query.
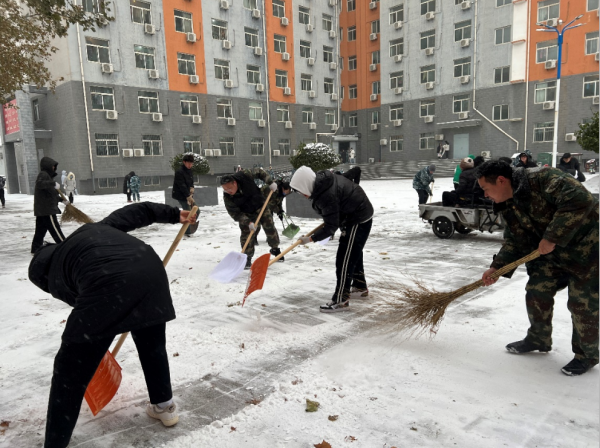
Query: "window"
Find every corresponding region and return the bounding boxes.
[302,107,313,124]
[494,66,510,84]
[454,0,462,4]
[299,6,310,24]
[277,104,289,121]
[372,81,381,95]
[534,81,556,103]
[420,99,435,117]
[130,0,151,24]
[180,94,199,115]
[324,78,334,94]
[389,4,404,24]
[322,14,332,31]
[243,0,257,9]
[143,176,161,186]
[586,32,599,55]
[349,85,357,99]
[183,136,201,154]
[142,135,162,156]
[325,109,335,125]
[300,40,311,58]
[278,139,290,155]
[301,74,313,91]
[98,178,118,189]
[177,53,196,75]
[390,71,403,89]
[251,138,264,156]
[390,135,403,152]
[371,111,380,124]
[245,27,259,47]
[32,99,40,121]
[247,64,261,84]
[134,45,155,69]
[583,75,599,97]
[341,86,344,99]
[83,0,101,14]
[349,113,357,127]
[273,0,285,18]
[420,65,435,84]
[348,26,356,41]
[495,26,511,45]
[537,0,559,22]
[275,70,288,88]
[371,20,380,34]
[497,0,511,6]
[95,133,119,156]
[589,0,599,11]
[349,56,357,70]
[340,27,343,41]
[421,0,435,15]
[91,86,115,111]
[323,46,333,63]
[274,34,286,53]
[455,20,471,42]
[390,103,403,121]
[212,19,228,40]
[347,0,356,12]
[372,51,380,65]
[138,90,159,113]
[493,105,509,121]
[536,40,558,63]
[390,38,404,57]
[214,59,230,80]
[420,133,435,150]
[86,37,110,63]
[533,122,554,142]
[174,10,193,33]
[453,94,469,113]
[454,57,471,77]
[217,98,233,118]
[220,137,235,156]
[420,29,435,50]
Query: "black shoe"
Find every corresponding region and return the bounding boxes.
[561,358,598,376]
[270,248,284,262]
[244,258,252,270]
[506,339,551,354]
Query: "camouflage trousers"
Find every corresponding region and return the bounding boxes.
[523,228,599,363]
[239,208,280,259]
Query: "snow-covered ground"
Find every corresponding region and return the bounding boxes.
[0,175,598,448]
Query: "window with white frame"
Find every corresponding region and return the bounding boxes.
[390,135,403,152]
[274,34,286,53]
[180,94,199,115]
[86,37,110,63]
[371,20,380,34]
[390,103,403,121]
[493,104,509,121]
[495,25,511,45]
[536,39,558,63]
[273,0,285,17]
[143,176,161,186]
[220,137,235,156]
[420,65,435,83]
[300,40,311,58]
[98,178,118,189]
[177,53,196,75]
[143,134,162,156]
[497,0,511,6]
[455,20,471,41]
[138,90,159,113]
[323,46,334,63]
[583,75,599,97]
[301,74,313,91]
[372,50,380,65]
[91,86,115,111]
[275,70,288,87]
[349,56,357,70]
[537,0,559,22]
[349,85,357,99]
[134,44,155,69]
[534,80,556,103]
[247,64,261,84]
[372,81,381,95]
[211,18,227,40]
[420,99,435,117]
[533,122,554,142]
[390,38,404,57]
[348,26,356,41]
[390,71,403,89]
[217,98,233,118]
[389,4,404,24]
[420,133,435,150]
[278,139,290,155]
[586,32,599,55]
[589,0,599,11]
[83,0,101,13]
[494,66,510,84]
[347,0,356,12]
[245,27,259,47]
[371,111,380,124]
[421,0,435,15]
[95,133,119,156]
[420,29,435,50]
[454,57,471,77]
[325,109,335,125]
[349,113,357,127]
[453,94,469,113]
[243,0,257,10]
[277,104,289,121]
[183,136,201,154]
[251,138,264,155]
[302,107,313,123]
[322,14,332,31]
[249,102,263,120]
[174,10,193,33]
[324,78,334,94]
[32,99,40,121]
[214,59,230,80]
[299,6,310,24]
[130,0,151,24]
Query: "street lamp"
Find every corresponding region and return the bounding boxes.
[536,15,583,168]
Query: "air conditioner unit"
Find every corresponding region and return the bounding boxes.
[369,2,377,10]
[256,83,264,92]
[224,79,234,88]
[461,1,471,10]
[425,48,434,56]
[481,151,491,158]
[122,148,133,157]
[380,139,387,146]
[192,115,202,124]
[222,40,232,50]
[394,55,403,63]
[189,75,199,84]
[596,53,600,62]
[204,149,213,157]
[257,119,266,127]
[458,112,469,120]
[594,96,600,105]
[148,69,159,79]
[134,148,145,157]
[307,57,315,66]
[285,121,293,129]
[144,24,155,34]
[394,87,403,95]
[308,90,316,98]
[546,18,558,27]
[306,23,313,32]
[329,0,337,5]
[460,75,470,84]
[368,158,375,163]
[369,64,377,72]
[461,38,471,47]
[273,150,281,156]
[227,117,236,126]
[394,21,403,30]
[219,0,229,10]
[309,122,317,130]
[435,134,444,141]
[106,110,117,120]
[329,30,336,39]
[370,94,378,101]
[426,11,435,20]
[565,133,576,142]
[252,9,261,19]
[545,60,557,69]
[331,93,338,101]
[284,87,292,95]
[292,150,299,156]
[152,112,163,122]
[370,124,378,130]
[213,149,222,157]
[329,62,337,70]
[425,82,434,90]
[186,33,196,43]
[543,101,555,110]
[101,63,113,74]
[369,33,378,41]
[331,124,338,131]
[424,115,434,123]
[282,52,290,61]
[393,119,402,127]
[281,17,289,26]
[254,47,263,56]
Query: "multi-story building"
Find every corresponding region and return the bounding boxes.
[1,0,598,195]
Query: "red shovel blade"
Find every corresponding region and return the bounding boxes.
[242,253,271,306]
[84,350,122,416]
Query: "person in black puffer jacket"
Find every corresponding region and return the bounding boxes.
[123,171,135,203]
[515,152,537,168]
[171,154,195,235]
[559,153,586,183]
[290,166,374,313]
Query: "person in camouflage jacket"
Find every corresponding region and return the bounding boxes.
[260,179,291,221]
[477,161,598,376]
[412,165,436,204]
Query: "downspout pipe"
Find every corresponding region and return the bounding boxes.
[261,3,272,167]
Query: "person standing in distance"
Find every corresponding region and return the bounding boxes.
[413,164,436,205]
[172,154,196,236]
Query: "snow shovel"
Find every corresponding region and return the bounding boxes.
[242,223,325,306]
[84,206,198,416]
[209,190,274,283]
[281,213,300,239]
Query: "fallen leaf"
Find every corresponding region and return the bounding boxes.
[34,313,41,316]
[314,441,332,448]
[60,320,66,324]
[230,426,236,432]
[214,246,220,249]
[246,397,262,405]
[188,267,193,270]
[261,304,267,307]
[291,378,303,385]
[0,421,9,427]
[379,252,388,255]
[410,426,418,431]
[306,399,320,412]
[240,343,245,350]
[328,415,338,421]
[345,435,357,442]
[173,352,179,357]
[369,397,378,401]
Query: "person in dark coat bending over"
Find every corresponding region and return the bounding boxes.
[29,202,197,447]
[172,153,196,235]
[290,166,374,313]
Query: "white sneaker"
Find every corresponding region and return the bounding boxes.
[319,300,350,313]
[350,288,369,299]
[146,403,179,427]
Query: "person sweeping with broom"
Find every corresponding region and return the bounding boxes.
[477,161,599,376]
[29,202,197,447]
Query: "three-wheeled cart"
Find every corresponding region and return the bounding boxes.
[419,201,505,239]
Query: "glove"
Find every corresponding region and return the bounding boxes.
[249,222,256,231]
[62,199,70,206]
[54,182,61,190]
[298,236,312,245]
[277,212,284,221]
[269,182,278,192]
[429,192,433,197]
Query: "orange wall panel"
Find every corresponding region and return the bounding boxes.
[265,0,296,103]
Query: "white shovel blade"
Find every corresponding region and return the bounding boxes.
[209,251,247,283]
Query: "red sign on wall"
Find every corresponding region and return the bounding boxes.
[3,100,20,135]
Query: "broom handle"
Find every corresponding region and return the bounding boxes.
[111,206,199,358]
[268,223,325,266]
[241,189,274,253]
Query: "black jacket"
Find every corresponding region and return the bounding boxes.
[34,157,61,217]
[516,154,537,168]
[226,170,265,214]
[456,168,484,199]
[559,158,586,182]
[123,171,135,194]
[310,170,374,242]
[340,166,361,185]
[172,165,194,201]
[29,203,180,343]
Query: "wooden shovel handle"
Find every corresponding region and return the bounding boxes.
[111,205,199,358]
[241,189,274,253]
[268,223,325,266]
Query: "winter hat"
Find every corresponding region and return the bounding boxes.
[290,166,316,197]
[428,164,436,173]
[29,243,59,293]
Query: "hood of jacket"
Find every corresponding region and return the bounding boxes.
[290,166,317,197]
[29,243,59,293]
[67,172,75,180]
[310,170,335,200]
[40,157,58,177]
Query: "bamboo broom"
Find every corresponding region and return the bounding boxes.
[58,190,94,224]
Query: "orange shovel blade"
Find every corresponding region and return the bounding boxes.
[242,253,271,306]
[84,350,122,416]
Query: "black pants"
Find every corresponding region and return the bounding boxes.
[44,323,173,448]
[126,192,131,202]
[67,192,74,204]
[32,215,65,253]
[0,187,4,206]
[332,219,372,303]
[417,189,429,205]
